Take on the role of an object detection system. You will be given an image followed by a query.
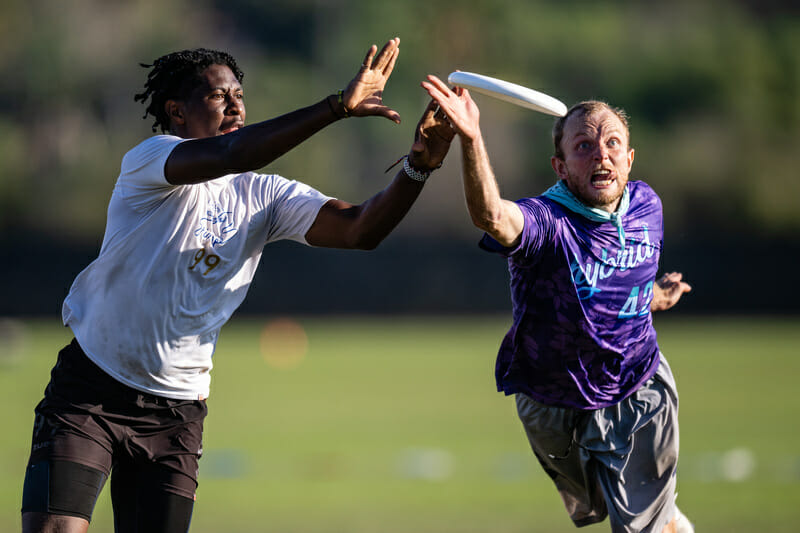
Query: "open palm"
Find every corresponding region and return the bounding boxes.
[341,38,401,123]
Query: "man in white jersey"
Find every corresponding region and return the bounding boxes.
[22,39,454,533]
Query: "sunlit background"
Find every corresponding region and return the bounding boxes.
[1,0,799,531]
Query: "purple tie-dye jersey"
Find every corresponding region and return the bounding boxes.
[480,181,663,409]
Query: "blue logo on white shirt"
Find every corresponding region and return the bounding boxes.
[194,202,237,246]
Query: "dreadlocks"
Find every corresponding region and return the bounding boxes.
[134,48,244,133]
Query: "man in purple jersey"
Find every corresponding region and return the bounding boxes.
[423,75,693,533]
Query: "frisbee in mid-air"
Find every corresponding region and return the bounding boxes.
[447,71,567,117]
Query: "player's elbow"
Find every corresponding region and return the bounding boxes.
[346,231,383,250]
[473,214,519,248]
[470,208,504,235]
[341,220,385,250]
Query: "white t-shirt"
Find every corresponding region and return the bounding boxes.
[62,135,332,400]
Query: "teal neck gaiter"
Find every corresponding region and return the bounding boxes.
[542,180,630,248]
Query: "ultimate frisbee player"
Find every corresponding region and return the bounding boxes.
[423,75,693,533]
[21,39,454,533]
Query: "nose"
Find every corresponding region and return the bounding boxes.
[593,144,609,161]
[226,95,243,115]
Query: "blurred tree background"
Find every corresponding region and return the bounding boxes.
[1,0,798,315]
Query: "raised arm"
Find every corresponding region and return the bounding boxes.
[305,99,455,249]
[650,272,692,312]
[165,38,402,185]
[421,75,524,248]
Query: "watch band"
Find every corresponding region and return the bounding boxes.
[403,156,431,182]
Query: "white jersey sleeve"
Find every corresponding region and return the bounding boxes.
[117,134,184,207]
[264,177,333,245]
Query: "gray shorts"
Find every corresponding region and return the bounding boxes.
[515,354,679,533]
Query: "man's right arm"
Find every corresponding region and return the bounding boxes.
[460,132,524,247]
[421,75,523,247]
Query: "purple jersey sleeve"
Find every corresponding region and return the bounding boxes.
[481,181,664,409]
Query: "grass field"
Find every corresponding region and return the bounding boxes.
[2,315,799,532]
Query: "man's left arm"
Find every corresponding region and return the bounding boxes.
[305,100,454,250]
[650,272,692,312]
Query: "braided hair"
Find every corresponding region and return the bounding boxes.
[135,48,244,133]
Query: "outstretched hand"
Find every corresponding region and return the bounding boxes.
[408,100,456,171]
[650,272,692,312]
[341,38,401,123]
[420,74,481,141]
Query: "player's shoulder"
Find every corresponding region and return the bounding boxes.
[121,134,184,170]
[520,195,555,211]
[524,194,572,222]
[127,134,182,154]
[229,171,292,190]
[513,196,565,236]
[627,180,661,203]
[627,180,663,219]
[627,179,657,196]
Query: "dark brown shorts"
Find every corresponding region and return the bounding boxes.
[25,338,207,501]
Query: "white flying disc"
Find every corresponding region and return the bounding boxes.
[447,71,567,117]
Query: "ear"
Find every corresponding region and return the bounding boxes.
[627,147,635,170]
[551,156,568,179]
[164,100,185,126]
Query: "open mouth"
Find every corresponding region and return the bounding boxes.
[591,169,615,187]
[220,124,242,135]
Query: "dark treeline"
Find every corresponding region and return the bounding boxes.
[2,0,798,314]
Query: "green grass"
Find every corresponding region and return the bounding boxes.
[2,315,799,532]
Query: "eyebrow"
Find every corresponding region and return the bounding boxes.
[208,86,243,92]
[569,127,623,139]
[567,131,594,141]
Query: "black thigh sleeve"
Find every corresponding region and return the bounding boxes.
[113,490,195,533]
[110,459,195,533]
[22,459,108,521]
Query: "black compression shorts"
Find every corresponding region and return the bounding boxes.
[22,338,206,530]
